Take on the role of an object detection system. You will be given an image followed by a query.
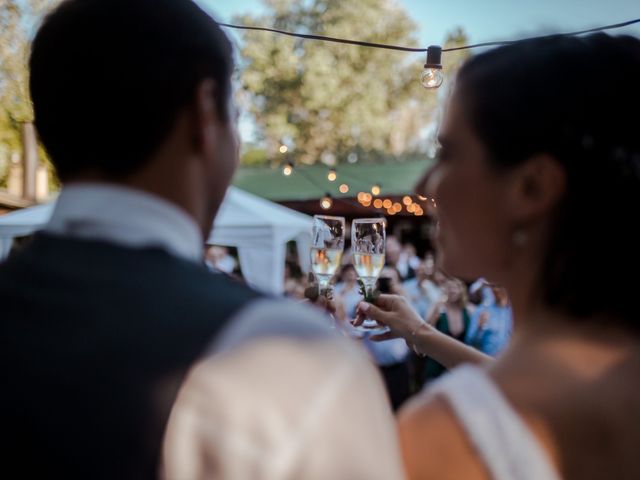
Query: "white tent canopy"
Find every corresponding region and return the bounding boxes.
[0,187,312,295]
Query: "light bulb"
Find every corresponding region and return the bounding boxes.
[402,196,412,206]
[417,195,427,201]
[421,45,444,89]
[421,68,444,89]
[339,183,349,194]
[382,199,392,209]
[327,169,337,182]
[393,202,402,213]
[371,185,381,196]
[283,163,293,176]
[279,145,288,154]
[320,194,333,210]
[373,199,383,209]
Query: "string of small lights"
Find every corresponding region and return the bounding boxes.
[294,166,362,211]
[220,17,640,89]
[280,152,384,194]
[288,163,432,216]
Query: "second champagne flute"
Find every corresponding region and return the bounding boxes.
[351,218,389,334]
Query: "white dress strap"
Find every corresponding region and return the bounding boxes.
[423,365,561,480]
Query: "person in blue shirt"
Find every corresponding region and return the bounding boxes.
[465,285,513,356]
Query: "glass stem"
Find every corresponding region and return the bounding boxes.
[364,281,376,301]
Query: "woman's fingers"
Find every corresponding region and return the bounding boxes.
[373,294,403,311]
[356,301,392,325]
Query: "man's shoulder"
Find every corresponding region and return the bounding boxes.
[0,234,262,313]
[212,298,335,354]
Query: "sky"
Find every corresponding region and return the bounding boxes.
[202,0,640,47]
[198,0,640,142]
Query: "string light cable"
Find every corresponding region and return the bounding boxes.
[219,17,640,89]
[230,16,640,206]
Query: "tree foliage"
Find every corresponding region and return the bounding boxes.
[0,0,59,186]
[235,0,449,166]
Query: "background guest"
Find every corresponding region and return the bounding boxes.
[422,278,471,383]
[466,285,513,356]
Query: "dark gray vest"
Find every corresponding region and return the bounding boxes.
[0,234,261,479]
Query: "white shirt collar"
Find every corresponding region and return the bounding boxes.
[45,183,203,263]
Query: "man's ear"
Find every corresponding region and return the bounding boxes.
[191,79,218,152]
[506,154,567,223]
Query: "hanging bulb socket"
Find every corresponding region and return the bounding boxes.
[421,45,444,89]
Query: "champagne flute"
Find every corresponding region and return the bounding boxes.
[310,215,345,297]
[351,218,389,334]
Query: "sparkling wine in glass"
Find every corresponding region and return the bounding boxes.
[311,215,345,296]
[351,218,389,334]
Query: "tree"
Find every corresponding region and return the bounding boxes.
[235,0,445,166]
[0,0,60,187]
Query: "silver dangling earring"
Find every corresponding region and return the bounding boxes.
[512,228,529,247]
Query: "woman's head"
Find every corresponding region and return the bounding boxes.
[443,279,468,308]
[418,33,640,325]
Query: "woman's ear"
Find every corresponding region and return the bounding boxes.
[506,154,567,223]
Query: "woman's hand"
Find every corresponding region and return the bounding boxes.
[354,294,494,368]
[353,294,425,341]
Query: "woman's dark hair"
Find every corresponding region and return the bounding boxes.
[456,33,640,325]
[30,0,234,181]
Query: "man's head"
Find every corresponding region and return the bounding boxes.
[30,0,237,231]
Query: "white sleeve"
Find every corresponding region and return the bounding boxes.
[162,299,406,480]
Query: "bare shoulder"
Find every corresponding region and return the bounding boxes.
[398,393,489,480]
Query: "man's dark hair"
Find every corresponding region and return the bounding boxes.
[456,33,640,326]
[30,0,234,181]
